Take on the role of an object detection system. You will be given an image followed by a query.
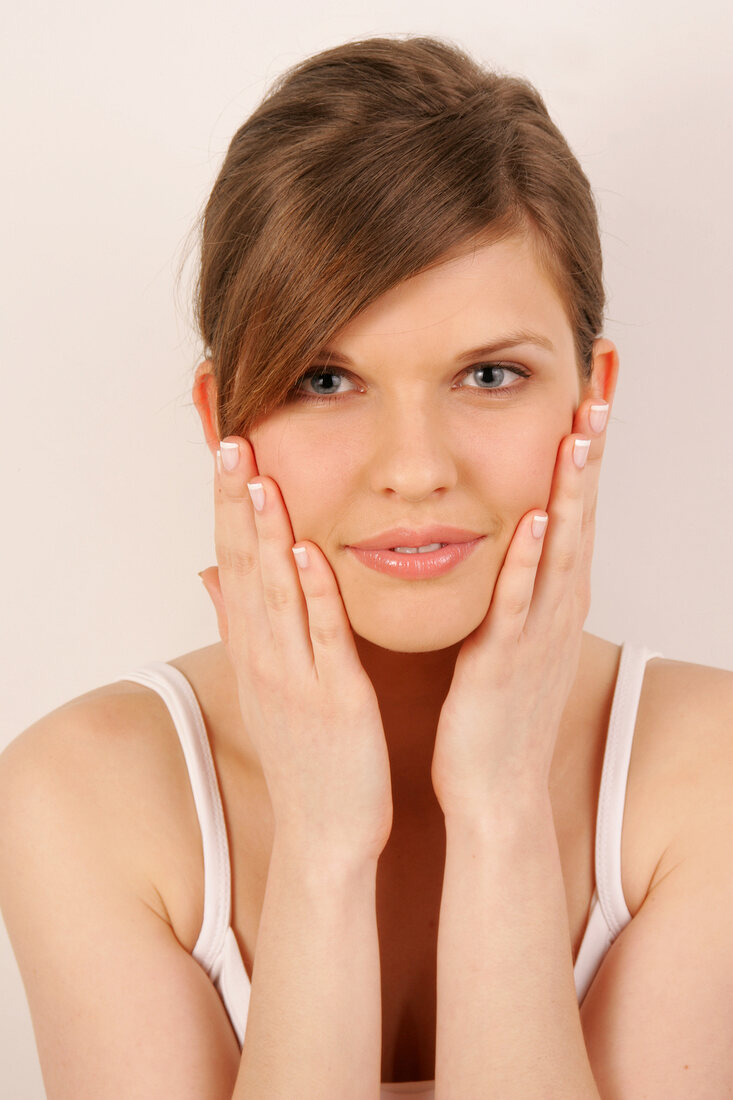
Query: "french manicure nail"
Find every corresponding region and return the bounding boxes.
[292,545,310,569]
[531,514,548,539]
[573,438,591,469]
[247,480,265,511]
[220,440,240,471]
[589,403,609,433]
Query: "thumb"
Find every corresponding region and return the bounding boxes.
[198,566,229,645]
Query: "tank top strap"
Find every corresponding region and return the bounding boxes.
[595,640,664,939]
[118,661,232,973]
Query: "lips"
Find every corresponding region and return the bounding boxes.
[347,538,484,579]
[348,525,482,551]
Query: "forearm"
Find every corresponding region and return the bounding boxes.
[232,833,381,1100]
[434,794,600,1100]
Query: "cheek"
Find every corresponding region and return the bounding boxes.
[520,436,560,504]
[468,425,558,513]
[255,433,356,542]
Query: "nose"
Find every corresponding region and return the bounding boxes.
[368,398,458,500]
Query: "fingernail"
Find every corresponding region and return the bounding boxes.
[220,440,240,471]
[531,514,548,539]
[573,438,591,469]
[292,545,310,569]
[247,480,265,511]
[589,403,609,433]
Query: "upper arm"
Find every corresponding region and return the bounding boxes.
[0,708,241,1100]
[579,665,733,1097]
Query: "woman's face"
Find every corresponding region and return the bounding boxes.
[248,232,595,653]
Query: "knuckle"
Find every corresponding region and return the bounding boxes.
[249,652,276,689]
[217,473,249,502]
[555,546,577,574]
[310,618,342,648]
[262,581,292,613]
[216,542,259,578]
[504,591,530,618]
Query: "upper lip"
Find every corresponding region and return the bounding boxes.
[348,525,483,550]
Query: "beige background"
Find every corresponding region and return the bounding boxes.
[2,0,731,1095]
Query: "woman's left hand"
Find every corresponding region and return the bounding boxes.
[430,395,610,822]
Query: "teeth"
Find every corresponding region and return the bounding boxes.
[391,543,446,554]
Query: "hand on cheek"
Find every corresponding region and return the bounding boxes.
[430,396,610,821]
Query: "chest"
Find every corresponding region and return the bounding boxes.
[160,643,663,1086]
[374,802,597,1083]
[216,771,599,1084]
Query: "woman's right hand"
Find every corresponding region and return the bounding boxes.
[199,435,394,864]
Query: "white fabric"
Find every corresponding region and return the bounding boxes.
[573,641,663,1002]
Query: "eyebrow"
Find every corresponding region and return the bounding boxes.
[316,329,555,366]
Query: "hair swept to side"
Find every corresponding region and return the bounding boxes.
[191,34,605,439]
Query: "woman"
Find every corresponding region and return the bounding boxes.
[1,33,731,1100]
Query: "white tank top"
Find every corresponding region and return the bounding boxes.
[120,639,662,1098]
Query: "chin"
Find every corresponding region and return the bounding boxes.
[347,602,486,654]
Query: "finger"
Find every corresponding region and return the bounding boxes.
[552,396,610,620]
[214,435,275,663]
[526,431,590,624]
[576,396,610,596]
[470,509,549,650]
[243,470,319,668]
[575,394,609,529]
[290,540,366,682]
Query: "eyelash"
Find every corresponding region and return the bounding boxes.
[290,363,532,405]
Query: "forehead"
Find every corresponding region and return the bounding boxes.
[323,232,571,362]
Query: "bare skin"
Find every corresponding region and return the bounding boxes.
[194,232,621,811]
[4,231,730,1091]
[155,232,656,1080]
[79,631,672,1084]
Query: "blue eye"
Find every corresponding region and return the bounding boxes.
[459,363,531,396]
[290,362,531,405]
[293,369,358,403]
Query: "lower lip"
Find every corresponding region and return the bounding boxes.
[346,538,484,579]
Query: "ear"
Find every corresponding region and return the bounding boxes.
[192,360,220,455]
[583,337,619,408]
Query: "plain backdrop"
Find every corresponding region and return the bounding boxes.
[2,0,732,1095]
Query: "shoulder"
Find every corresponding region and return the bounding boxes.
[0,669,205,947]
[640,654,733,793]
[0,674,184,815]
[636,654,733,887]
[580,657,733,1086]
[0,670,244,1095]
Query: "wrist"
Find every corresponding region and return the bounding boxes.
[272,827,381,881]
[443,786,554,842]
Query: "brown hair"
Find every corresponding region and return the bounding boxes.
[192,34,605,440]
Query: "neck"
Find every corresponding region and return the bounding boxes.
[352,634,463,818]
[353,633,462,702]
[351,631,597,822]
